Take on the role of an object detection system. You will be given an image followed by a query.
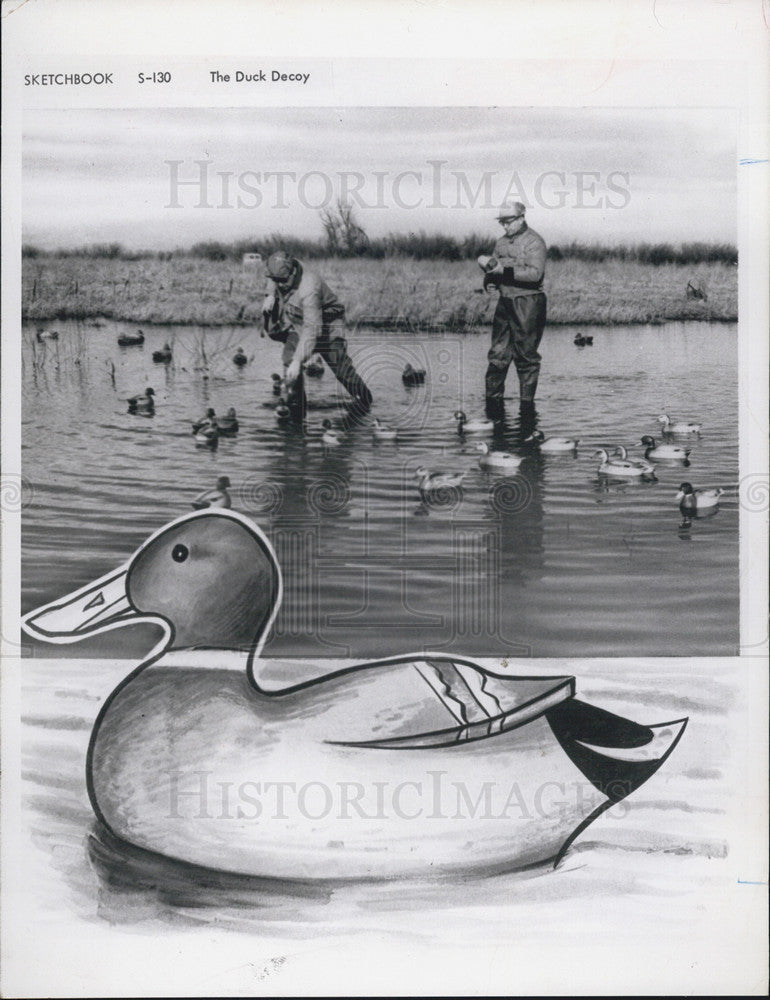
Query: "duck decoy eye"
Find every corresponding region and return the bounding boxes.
[172,543,189,563]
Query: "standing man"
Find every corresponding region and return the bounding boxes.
[480,200,547,419]
[262,250,373,419]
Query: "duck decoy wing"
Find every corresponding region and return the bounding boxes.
[255,654,576,748]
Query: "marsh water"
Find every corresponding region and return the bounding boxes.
[22,319,738,658]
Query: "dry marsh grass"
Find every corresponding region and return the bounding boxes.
[22,255,737,329]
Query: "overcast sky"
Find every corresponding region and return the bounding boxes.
[22,107,736,250]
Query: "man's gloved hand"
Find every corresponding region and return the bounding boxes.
[285,357,302,384]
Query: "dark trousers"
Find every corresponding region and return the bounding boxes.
[283,329,372,416]
[485,292,547,402]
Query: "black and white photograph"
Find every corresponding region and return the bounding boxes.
[2,1,767,996]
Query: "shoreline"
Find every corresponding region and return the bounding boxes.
[22,255,737,328]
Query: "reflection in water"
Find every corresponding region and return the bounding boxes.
[22,320,739,657]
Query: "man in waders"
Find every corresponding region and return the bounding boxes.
[262,251,373,420]
[479,200,547,425]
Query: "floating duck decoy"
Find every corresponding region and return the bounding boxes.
[275,403,291,424]
[303,355,324,377]
[524,430,579,452]
[321,419,342,447]
[218,407,239,435]
[372,417,398,441]
[657,413,701,435]
[595,447,655,478]
[117,330,145,347]
[271,373,284,395]
[415,467,466,498]
[22,509,688,879]
[614,445,656,474]
[152,343,172,364]
[475,441,524,471]
[192,408,216,434]
[194,419,219,447]
[573,334,593,347]
[640,435,690,461]
[233,348,248,367]
[36,328,59,342]
[402,363,426,386]
[192,476,232,510]
[676,481,723,511]
[127,387,155,415]
[454,410,494,435]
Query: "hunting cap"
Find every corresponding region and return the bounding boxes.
[497,199,526,221]
[266,250,296,280]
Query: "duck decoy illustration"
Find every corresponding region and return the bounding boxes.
[118,330,145,347]
[233,347,248,367]
[573,334,593,347]
[192,476,232,510]
[657,413,702,435]
[321,419,342,447]
[594,447,655,478]
[271,373,283,395]
[524,430,579,452]
[372,417,398,441]
[127,387,155,415]
[36,328,59,342]
[640,435,690,461]
[402,363,426,386]
[475,441,524,471]
[22,509,688,880]
[218,408,239,436]
[152,343,173,364]
[676,481,723,511]
[192,407,216,434]
[453,410,494,435]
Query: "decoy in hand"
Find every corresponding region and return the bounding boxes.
[304,355,324,377]
[22,508,688,880]
[192,476,232,510]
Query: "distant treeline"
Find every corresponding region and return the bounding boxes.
[22,235,738,266]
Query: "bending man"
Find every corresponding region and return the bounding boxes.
[263,251,373,418]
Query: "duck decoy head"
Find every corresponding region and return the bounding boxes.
[640,435,656,448]
[22,510,282,659]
